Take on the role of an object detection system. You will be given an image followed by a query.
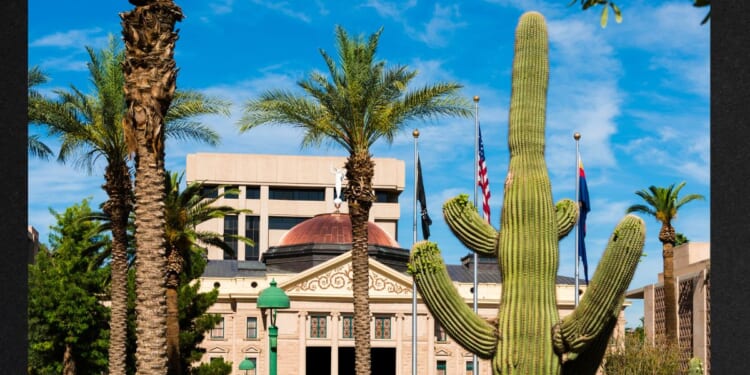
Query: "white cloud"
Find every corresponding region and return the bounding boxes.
[405,4,466,47]
[618,111,710,185]
[612,2,709,54]
[362,0,417,19]
[37,55,89,72]
[251,0,312,23]
[30,27,106,49]
[209,0,234,15]
[482,0,566,18]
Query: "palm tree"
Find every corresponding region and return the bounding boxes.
[121,1,184,373]
[28,66,54,159]
[34,35,226,374]
[164,171,252,374]
[238,26,471,375]
[626,181,704,342]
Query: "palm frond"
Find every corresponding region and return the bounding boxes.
[28,134,54,160]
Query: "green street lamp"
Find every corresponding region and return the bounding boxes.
[257,279,290,375]
[239,357,255,375]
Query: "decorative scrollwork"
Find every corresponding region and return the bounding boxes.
[287,263,410,295]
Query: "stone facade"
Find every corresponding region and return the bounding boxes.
[626,242,711,374]
[189,153,625,375]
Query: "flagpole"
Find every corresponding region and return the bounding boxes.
[573,132,581,306]
[412,129,419,375]
[472,96,480,374]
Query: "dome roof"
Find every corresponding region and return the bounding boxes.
[277,213,400,248]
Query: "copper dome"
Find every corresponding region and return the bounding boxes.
[277,213,400,248]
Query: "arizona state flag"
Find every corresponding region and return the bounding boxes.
[416,156,432,240]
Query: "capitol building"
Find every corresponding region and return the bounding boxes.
[188,153,622,375]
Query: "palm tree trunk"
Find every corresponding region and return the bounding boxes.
[63,343,76,375]
[121,1,183,374]
[659,223,678,343]
[103,162,133,375]
[165,247,183,375]
[345,151,375,375]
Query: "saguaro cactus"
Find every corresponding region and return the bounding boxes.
[408,11,646,375]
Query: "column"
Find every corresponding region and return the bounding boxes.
[331,312,340,375]
[395,313,404,375]
[298,311,308,375]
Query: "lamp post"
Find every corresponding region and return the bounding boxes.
[239,357,255,374]
[257,279,290,375]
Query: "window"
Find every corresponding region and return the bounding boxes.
[223,216,238,260]
[246,317,258,339]
[242,358,257,375]
[437,360,447,375]
[269,187,325,201]
[310,315,327,338]
[211,317,225,339]
[246,186,260,199]
[245,216,260,261]
[268,216,308,230]
[466,360,474,375]
[374,316,391,339]
[435,320,447,342]
[223,185,239,199]
[200,184,218,198]
[375,190,400,203]
[342,315,354,339]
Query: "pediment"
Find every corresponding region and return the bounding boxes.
[207,346,228,354]
[242,345,262,354]
[435,348,452,356]
[279,250,413,300]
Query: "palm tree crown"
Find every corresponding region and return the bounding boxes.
[238,25,471,375]
[28,66,54,159]
[239,26,471,152]
[626,181,705,240]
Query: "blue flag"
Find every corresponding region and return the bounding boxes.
[578,157,591,283]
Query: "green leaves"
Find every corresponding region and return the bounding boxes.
[29,199,111,374]
[237,25,470,154]
[599,1,623,28]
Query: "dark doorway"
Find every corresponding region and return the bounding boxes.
[306,347,331,375]
[337,347,396,375]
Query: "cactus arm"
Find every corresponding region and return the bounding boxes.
[409,241,498,358]
[443,194,498,257]
[560,305,620,375]
[556,198,578,240]
[552,214,645,362]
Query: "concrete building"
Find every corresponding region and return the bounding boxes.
[188,153,623,375]
[28,225,40,264]
[626,242,711,373]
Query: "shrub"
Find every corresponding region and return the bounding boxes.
[191,358,232,375]
[603,335,681,375]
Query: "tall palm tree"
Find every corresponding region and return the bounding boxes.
[164,171,252,374]
[28,66,54,159]
[121,1,184,373]
[626,181,704,342]
[34,35,226,374]
[238,26,470,375]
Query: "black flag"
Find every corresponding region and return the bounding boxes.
[417,156,432,240]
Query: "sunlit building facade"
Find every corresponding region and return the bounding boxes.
[188,153,621,375]
[626,242,711,373]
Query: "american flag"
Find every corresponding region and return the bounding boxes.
[477,124,490,222]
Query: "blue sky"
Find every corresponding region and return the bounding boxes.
[28,0,710,328]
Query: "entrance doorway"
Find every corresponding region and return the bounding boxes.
[306,347,332,375]
[337,347,396,375]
